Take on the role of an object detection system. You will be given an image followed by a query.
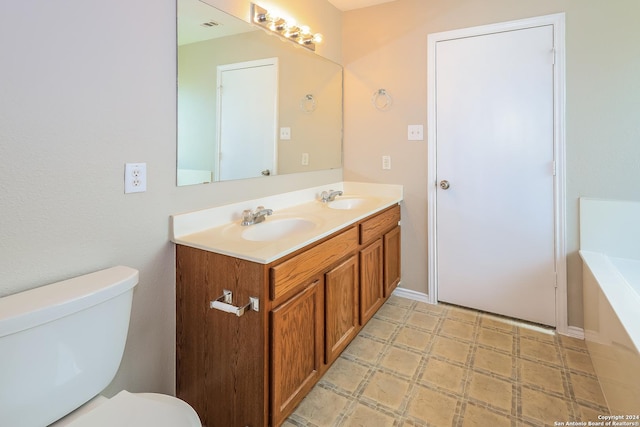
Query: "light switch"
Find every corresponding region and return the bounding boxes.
[382,155,391,170]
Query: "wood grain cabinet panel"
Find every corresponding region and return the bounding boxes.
[270,280,323,427]
[359,239,384,325]
[384,225,401,296]
[324,255,359,364]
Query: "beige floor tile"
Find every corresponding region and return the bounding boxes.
[521,386,571,424]
[559,334,588,351]
[375,304,407,322]
[569,373,608,407]
[341,403,396,427]
[473,347,514,379]
[468,372,513,411]
[448,305,479,323]
[481,315,516,333]
[431,336,471,364]
[518,325,556,343]
[520,358,565,395]
[294,386,350,426]
[477,328,513,352]
[519,337,561,365]
[415,301,446,314]
[564,349,597,375]
[387,295,414,308]
[421,358,466,393]
[577,404,605,423]
[380,347,422,377]
[440,319,475,341]
[393,327,432,350]
[362,317,398,340]
[361,370,410,410]
[344,336,386,364]
[406,311,439,331]
[323,357,370,393]
[406,385,458,426]
[461,403,512,427]
[288,300,609,427]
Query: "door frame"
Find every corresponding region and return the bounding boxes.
[426,13,568,333]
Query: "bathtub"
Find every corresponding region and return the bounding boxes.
[580,198,640,414]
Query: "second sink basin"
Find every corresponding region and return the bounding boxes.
[241,218,317,242]
[327,198,368,210]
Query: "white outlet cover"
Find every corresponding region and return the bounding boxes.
[125,162,147,194]
[408,124,424,141]
[280,127,291,140]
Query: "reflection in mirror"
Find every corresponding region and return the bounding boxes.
[177,0,343,186]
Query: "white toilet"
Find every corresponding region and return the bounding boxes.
[0,266,201,427]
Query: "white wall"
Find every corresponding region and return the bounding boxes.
[342,0,640,328]
[0,0,341,397]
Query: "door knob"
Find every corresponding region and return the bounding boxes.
[439,180,450,190]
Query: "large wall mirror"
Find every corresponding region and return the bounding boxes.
[177,0,343,186]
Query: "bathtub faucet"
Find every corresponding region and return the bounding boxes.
[320,190,343,203]
[241,206,273,226]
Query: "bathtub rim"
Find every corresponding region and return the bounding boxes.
[579,249,640,353]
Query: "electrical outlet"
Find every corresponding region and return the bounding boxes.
[280,127,291,140]
[408,124,424,141]
[124,163,147,193]
[382,155,391,170]
[301,153,309,166]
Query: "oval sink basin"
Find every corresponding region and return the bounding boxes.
[241,218,317,242]
[328,198,368,210]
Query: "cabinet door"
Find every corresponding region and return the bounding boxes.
[359,239,384,325]
[384,225,401,296]
[270,279,323,427]
[325,256,359,365]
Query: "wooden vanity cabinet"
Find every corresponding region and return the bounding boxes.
[176,204,401,427]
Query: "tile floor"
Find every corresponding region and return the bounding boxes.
[284,295,609,426]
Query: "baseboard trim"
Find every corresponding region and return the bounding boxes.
[392,287,431,304]
[561,325,585,339]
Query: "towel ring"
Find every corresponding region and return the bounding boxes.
[300,94,317,113]
[372,88,393,111]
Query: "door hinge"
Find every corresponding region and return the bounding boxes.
[552,160,557,176]
[551,48,556,65]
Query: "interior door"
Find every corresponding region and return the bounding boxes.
[435,25,557,326]
[217,59,277,181]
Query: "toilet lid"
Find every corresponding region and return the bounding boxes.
[65,391,201,427]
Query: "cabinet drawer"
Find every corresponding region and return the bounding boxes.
[360,205,400,245]
[271,227,358,301]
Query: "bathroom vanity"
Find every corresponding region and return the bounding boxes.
[171,183,402,427]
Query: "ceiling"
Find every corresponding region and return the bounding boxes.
[327,0,398,11]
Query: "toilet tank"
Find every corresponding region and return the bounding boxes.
[0,266,139,427]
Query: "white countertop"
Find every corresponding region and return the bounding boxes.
[170,182,403,264]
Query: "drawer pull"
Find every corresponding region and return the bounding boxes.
[210,289,259,316]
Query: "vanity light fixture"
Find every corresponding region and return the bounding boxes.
[251,3,323,51]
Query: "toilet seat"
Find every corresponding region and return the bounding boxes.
[63,391,201,427]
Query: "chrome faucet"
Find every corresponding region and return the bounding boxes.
[320,189,343,203]
[241,206,273,226]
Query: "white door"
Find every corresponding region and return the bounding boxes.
[433,24,558,326]
[217,58,278,181]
